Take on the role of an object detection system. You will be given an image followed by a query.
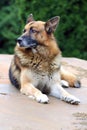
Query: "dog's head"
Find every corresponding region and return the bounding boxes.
[17,14,60,49]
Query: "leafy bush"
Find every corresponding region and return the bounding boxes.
[0,0,87,59]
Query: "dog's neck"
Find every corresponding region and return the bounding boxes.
[32,37,61,59]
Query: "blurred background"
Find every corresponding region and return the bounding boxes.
[0,0,87,60]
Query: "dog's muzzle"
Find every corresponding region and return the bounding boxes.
[17,36,38,48]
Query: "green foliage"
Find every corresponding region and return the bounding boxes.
[0,0,87,59]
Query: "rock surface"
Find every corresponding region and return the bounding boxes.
[0,54,87,130]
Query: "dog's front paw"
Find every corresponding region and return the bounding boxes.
[63,95,80,105]
[36,94,49,104]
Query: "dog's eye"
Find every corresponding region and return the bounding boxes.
[23,29,26,33]
[30,27,38,33]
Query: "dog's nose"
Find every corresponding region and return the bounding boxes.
[17,37,23,44]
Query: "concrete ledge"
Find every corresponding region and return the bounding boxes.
[0,54,87,130]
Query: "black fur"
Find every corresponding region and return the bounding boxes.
[17,35,38,48]
[9,68,20,89]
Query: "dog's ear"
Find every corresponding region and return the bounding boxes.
[45,16,60,34]
[26,14,35,23]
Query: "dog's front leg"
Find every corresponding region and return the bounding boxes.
[20,83,49,103]
[20,70,49,104]
[49,72,80,105]
[50,83,80,104]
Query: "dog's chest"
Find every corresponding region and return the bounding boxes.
[30,58,50,73]
[28,53,61,73]
[26,62,60,94]
[29,70,53,94]
[23,53,61,92]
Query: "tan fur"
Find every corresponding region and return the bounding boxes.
[9,15,80,104]
[61,67,78,87]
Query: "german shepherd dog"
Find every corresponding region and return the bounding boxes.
[9,14,81,104]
